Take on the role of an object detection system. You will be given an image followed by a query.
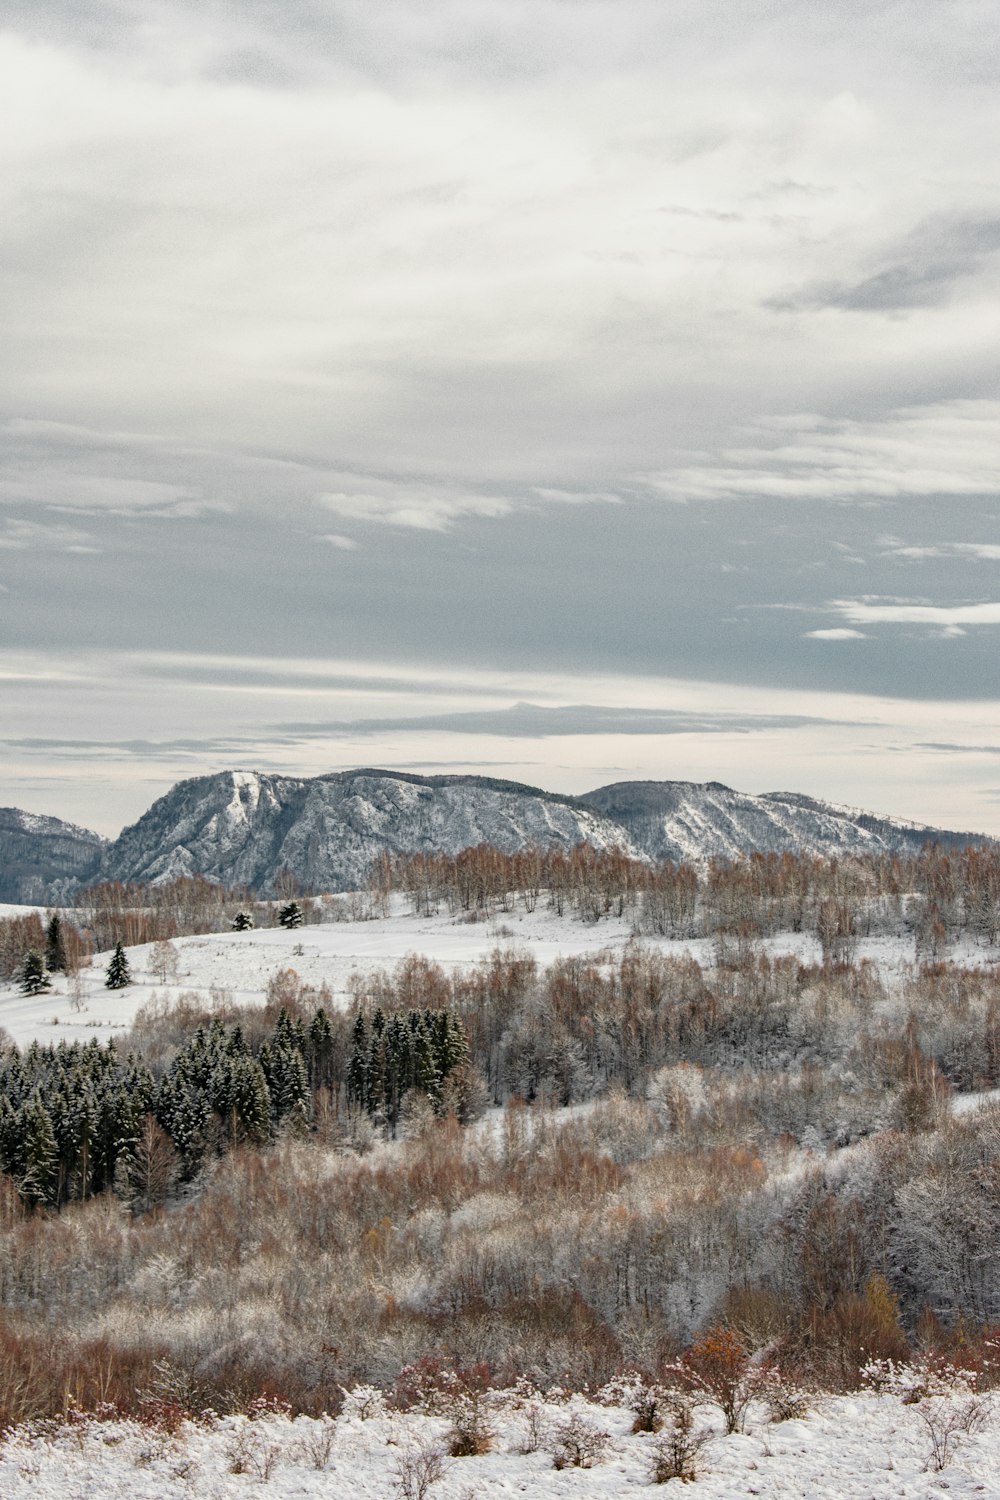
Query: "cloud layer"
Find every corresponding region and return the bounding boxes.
[2,2,1000,833]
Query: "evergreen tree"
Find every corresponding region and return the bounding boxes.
[231,910,255,931]
[415,1021,441,1104]
[307,1008,334,1092]
[278,901,303,929]
[20,951,51,997]
[104,941,132,990]
[45,914,67,973]
[346,1013,368,1110]
[19,1096,58,1207]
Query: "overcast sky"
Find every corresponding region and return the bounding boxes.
[3,0,1000,837]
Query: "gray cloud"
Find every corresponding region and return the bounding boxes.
[769,215,1000,313]
[271,703,851,739]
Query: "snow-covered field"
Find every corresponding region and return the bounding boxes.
[2,897,999,1049]
[0,1388,996,1499]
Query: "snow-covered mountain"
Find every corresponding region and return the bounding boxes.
[580,779,983,864]
[101,769,642,894]
[1,769,991,901]
[0,807,107,905]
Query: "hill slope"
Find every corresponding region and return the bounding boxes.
[580,779,981,864]
[0,807,107,905]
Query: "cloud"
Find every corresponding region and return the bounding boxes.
[0,518,99,553]
[270,701,850,739]
[881,541,1000,562]
[640,401,1000,504]
[805,628,868,640]
[0,472,222,519]
[769,214,1000,313]
[917,743,1000,756]
[317,479,512,532]
[831,599,1000,627]
[321,533,359,550]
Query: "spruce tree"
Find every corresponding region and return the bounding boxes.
[278,901,303,929]
[19,1096,58,1207]
[45,914,67,973]
[346,1014,368,1109]
[231,910,255,931]
[20,950,51,997]
[104,941,132,990]
[307,1008,334,1092]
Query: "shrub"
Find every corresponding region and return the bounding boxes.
[649,1399,712,1483]
[392,1441,449,1500]
[674,1326,758,1434]
[917,1394,990,1472]
[551,1413,610,1469]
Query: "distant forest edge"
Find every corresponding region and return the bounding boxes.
[3,839,1000,970]
[1,767,994,903]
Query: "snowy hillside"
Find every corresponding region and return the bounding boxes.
[4,890,997,1050]
[0,1384,996,1498]
[0,895,799,1047]
[0,807,106,905]
[581,779,985,865]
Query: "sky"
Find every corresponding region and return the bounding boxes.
[2,0,1000,838]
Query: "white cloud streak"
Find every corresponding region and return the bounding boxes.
[641,401,1000,504]
[831,600,1000,626]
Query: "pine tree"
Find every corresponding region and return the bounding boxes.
[20,951,51,997]
[104,941,132,990]
[231,910,255,931]
[45,914,67,973]
[278,901,303,929]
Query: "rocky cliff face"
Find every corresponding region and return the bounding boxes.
[0,808,107,905]
[101,769,642,894]
[1,769,991,902]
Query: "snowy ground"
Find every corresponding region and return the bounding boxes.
[2,897,999,1049]
[0,1389,997,1499]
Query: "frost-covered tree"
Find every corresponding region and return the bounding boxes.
[19,1096,58,1207]
[20,950,51,996]
[278,901,303,930]
[149,939,179,984]
[105,941,132,990]
[231,910,255,931]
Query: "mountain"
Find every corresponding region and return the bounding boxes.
[0,807,107,905]
[579,779,986,864]
[0,770,992,903]
[101,769,641,894]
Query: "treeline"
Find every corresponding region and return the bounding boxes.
[0,910,93,981]
[0,987,483,1209]
[390,842,1000,946]
[3,846,997,978]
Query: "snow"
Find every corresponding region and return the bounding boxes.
[3,896,999,1049]
[0,1390,996,1498]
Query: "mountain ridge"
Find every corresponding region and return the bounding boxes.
[0,768,992,903]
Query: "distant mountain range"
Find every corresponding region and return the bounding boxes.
[0,768,992,904]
